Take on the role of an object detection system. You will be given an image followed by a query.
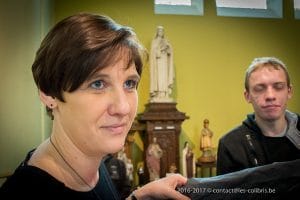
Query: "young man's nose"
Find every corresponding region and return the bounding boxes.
[265,87,276,101]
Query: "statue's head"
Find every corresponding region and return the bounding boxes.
[156,26,164,38]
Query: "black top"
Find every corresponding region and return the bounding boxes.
[179,159,300,199]
[0,150,120,200]
[217,113,300,175]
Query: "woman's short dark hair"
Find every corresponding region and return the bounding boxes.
[32,13,145,101]
[32,13,146,118]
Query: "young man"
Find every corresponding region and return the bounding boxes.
[217,57,300,175]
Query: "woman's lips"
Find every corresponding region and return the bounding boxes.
[101,123,127,135]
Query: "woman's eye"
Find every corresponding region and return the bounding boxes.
[124,80,138,89]
[90,80,105,89]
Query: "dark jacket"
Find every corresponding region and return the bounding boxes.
[179,159,300,199]
[217,111,300,175]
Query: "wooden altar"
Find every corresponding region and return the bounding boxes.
[136,102,189,182]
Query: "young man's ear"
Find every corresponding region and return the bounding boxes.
[244,89,251,103]
[288,85,293,100]
[39,90,57,109]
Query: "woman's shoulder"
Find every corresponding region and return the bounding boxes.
[0,149,66,198]
[0,164,97,199]
[0,163,64,195]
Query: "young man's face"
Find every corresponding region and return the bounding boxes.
[244,65,292,122]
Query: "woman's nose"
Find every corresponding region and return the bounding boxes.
[108,89,130,116]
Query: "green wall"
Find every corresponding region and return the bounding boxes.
[0,0,53,183]
[53,0,300,158]
[0,0,299,182]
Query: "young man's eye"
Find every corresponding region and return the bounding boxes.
[253,85,265,93]
[274,83,286,90]
[90,80,105,89]
[124,79,138,90]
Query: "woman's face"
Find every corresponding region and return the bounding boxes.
[54,58,140,157]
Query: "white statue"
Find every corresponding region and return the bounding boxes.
[117,147,134,183]
[150,26,174,102]
[182,141,195,178]
[117,147,128,164]
[126,158,134,182]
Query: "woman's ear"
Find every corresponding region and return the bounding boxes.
[39,90,57,108]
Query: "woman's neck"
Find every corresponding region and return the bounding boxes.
[28,135,101,191]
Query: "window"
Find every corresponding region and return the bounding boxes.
[154,0,204,16]
[294,0,300,19]
[215,0,282,18]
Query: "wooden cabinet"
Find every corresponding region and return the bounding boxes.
[135,102,188,181]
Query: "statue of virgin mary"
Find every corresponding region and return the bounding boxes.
[149,26,174,102]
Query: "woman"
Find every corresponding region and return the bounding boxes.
[0,13,188,200]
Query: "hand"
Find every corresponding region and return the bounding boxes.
[133,174,190,200]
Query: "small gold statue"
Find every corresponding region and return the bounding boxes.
[198,119,215,163]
